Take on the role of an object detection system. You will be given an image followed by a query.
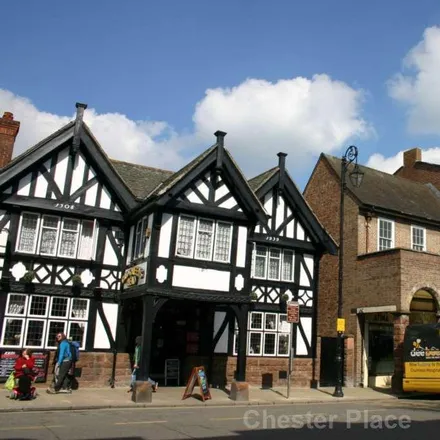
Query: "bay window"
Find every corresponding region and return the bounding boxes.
[1,293,89,349]
[252,246,295,281]
[176,215,233,262]
[16,212,97,260]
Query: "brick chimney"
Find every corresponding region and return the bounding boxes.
[403,148,421,168]
[0,112,20,168]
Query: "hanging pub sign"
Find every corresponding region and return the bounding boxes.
[121,262,146,288]
[182,366,211,401]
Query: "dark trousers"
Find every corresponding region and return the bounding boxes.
[54,360,72,391]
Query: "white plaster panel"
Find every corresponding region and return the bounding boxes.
[214,183,229,201]
[158,213,173,258]
[85,182,98,207]
[70,153,86,195]
[53,148,69,196]
[185,188,203,204]
[17,173,32,196]
[196,179,210,199]
[172,265,230,292]
[296,317,312,355]
[275,195,285,230]
[297,222,305,240]
[263,192,273,229]
[236,226,247,268]
[100,187,112,210]
[103,234,118,265]
[93,303,119,349]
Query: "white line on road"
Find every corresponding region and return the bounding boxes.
[0,425,64,431]
[114,420,168,425]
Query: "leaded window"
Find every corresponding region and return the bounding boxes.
[176,215,233,263]
[252,246,296,281]
[0,293,89,349]
[16,212,97,260]
[17,213,39,253]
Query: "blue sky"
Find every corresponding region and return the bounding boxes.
[1,0,440,190]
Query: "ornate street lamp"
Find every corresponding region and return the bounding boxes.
[333,146,364,398]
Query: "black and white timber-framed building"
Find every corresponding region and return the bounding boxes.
[0,103,337,388]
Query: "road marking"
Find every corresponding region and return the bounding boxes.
[0,425,64,431]
[114,420,168,425]
[210,417,244,421]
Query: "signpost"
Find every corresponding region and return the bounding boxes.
[286,301,299,399]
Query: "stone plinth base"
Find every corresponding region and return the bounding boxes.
[131,381,153,403]
[230,381,249,401]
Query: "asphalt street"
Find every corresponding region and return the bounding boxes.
[0,399,439,440]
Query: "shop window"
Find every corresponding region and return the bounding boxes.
[1,293,89,349]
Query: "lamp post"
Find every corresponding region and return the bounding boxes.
[333,146,364,398]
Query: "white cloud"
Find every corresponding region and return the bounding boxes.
[366,147,440,174]
[1,74,371,177]
[366,152,404,174]
[192,75,372,174]
[388,26,440,134]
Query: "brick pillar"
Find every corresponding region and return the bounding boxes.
[391,313,409,394]
[344,336,355,387]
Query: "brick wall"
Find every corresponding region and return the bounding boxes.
[0,112,19,168]
[35,351,132,389]
[210,354,319,388]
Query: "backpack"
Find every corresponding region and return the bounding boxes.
[69,341,80,363]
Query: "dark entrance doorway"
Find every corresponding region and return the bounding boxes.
[149,299,214,386]
[319,337,345,387]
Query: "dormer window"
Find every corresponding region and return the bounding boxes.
[411,226,426,251]
[175,215,233,263]
[16,212,97,260]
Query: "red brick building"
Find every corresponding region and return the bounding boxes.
[304,150,440,392]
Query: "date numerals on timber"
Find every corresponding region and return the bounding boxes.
[54,203,75,210]
[265,236,279,242]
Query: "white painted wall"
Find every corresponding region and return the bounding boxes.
[53,148,69,195]
[172,265,230,291]
[236,226,247,267]
[70,153,86,195]
[158,213,173,258]
[296,317,312,355]
[103,232,118,265]
[93,303,119,349]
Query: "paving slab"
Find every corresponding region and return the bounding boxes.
[0,385,397,413]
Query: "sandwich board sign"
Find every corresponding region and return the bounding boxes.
[182,366,211,401]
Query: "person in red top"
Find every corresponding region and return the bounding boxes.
[12,348,38,399]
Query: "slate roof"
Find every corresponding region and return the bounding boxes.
[324,154,440,222]
[248,167,279,191]
[110,160,174,200]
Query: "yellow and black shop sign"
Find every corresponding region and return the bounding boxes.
[121,265,146,288]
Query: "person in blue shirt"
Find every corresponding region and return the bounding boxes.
[47,333,72,394]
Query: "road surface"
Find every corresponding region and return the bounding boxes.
[0,399,439,439]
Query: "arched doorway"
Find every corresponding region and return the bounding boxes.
[410,289,438,325]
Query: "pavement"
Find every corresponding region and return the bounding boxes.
[0,384,398,413]
[0,399,439,439]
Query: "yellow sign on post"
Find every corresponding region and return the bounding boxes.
[337,318,345,332]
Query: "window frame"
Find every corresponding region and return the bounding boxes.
[251,246,296,282]
[194,217,215,261]
[233,312,290,357]
[175,214,197,259]
[378,218,395,251]
[16,213,98,260]
[23,318,47,349]
[46,320,67,349]
[27,295,49,318]
[267,248,282,281]
[213,220,234,263]
[37,214,61,256]
[5,294,28,317]
[67,321,88,349]
[16,212,41,254]
[1,317,25,348]
[411,225,426,252]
